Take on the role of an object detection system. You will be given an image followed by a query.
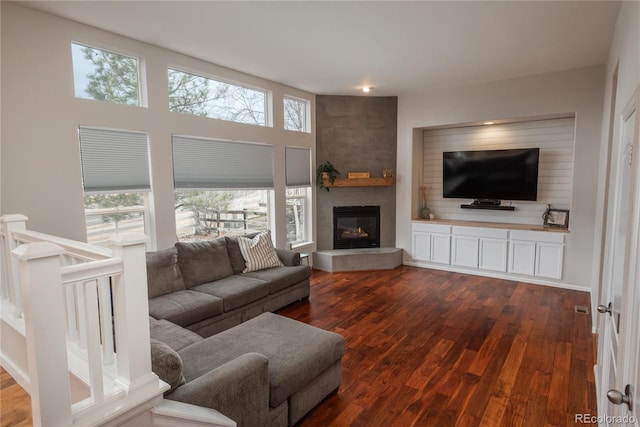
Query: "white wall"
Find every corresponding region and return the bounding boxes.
[0,2,315,250]
[396,65,606,290]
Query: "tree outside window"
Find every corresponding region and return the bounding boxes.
[168,69,267,126]
[284,96,309,132]
[72,43,140,106]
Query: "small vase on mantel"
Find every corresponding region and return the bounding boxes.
[419,206,431,219]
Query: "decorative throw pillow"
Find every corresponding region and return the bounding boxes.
[237,230,284,273]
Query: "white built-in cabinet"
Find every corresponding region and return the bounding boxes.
[452,227,509,272]
[412,223,451,265]
[509,230,564,279]
[411,221,565,281]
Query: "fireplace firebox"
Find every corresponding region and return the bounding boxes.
[333,206,380,249]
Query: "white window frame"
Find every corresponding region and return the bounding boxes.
[285,186,313,247]
[283,95,311,133]
[167,67,272,127]
[71,42,146,107]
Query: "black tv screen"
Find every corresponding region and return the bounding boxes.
[442,148,540,201]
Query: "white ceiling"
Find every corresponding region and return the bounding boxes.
[22,0,621,96]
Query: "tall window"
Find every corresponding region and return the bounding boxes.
[172,135,274,241]
[285,146,312,245]
[284,96,310,132]
[168,68,268,126]
[71,43,141,106]
[78,127,151,245]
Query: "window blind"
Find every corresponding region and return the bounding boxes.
[172,135,274,189]
[78,126,150,193]
[285,146,312,187]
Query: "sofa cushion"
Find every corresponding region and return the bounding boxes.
[146,247,186,298]
[149,290,223,327]
[176,239,234,287]
[150,338,185,392]
[225,237,247,274]
[149,317,203,351]
[238,230,284,273]
[178,312,345,408]
[191,275,269,312]
[244,265,311,294]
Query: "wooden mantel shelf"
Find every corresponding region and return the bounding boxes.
[322,176,394,188]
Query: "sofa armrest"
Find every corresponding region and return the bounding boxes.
[275,248,300,266]
[167,352,270,427]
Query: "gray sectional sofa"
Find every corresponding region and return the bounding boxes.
[146,232,345,426]
[145,234,311,337]
[149,313,345,427]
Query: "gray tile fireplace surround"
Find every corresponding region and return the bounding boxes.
[313,248,403,272]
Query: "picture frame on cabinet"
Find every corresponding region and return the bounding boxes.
[544,209,570,228]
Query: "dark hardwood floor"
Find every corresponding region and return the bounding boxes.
[278,266,596,427]
[1,367,31,427]
[0,266,596,427]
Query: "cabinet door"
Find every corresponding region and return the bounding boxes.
[535,243,564,279]
[412,232,431,262]
[430,233,451,265]
[479,238,508,272]
[452,236,479,268]
[508,240,536,276]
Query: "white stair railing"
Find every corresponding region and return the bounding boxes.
[0,214,167,427]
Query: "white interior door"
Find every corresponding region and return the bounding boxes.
[599,89,639,426]
[620,90,640,427]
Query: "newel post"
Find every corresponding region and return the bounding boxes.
[109,233,157,392]
[1,214,28,313]
[13,241,72,427]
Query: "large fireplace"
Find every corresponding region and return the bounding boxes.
[333,206,380,249]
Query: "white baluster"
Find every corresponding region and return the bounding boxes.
[65,285,79,342]
[12,241,72,427]
[98,276,115,365]
[82,279,105,402]
[76,283,88,349]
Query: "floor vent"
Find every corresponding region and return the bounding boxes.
[575,305,589,314]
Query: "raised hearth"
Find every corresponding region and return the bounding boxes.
[313,248,403,273]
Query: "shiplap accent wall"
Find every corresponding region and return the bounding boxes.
[422,117,575,225]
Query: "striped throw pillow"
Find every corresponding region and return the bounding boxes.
[237,230,284,272]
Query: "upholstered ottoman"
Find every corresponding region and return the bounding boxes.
[176,312,345,426]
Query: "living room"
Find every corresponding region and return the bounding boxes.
[1,1,639,426]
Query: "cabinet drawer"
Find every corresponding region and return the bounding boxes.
[510,230,565,244]
[453,226,509,239]
[412,222,451,234]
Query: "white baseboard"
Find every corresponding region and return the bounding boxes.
[403,261,589,292]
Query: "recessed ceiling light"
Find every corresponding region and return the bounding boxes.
[484,121,495,125]
[362,86,371,93]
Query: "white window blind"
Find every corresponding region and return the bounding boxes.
[172,135,274,189]
[78,126,150,193]
[285,146,312,187]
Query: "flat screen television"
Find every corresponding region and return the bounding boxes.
[442,148,540,202]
